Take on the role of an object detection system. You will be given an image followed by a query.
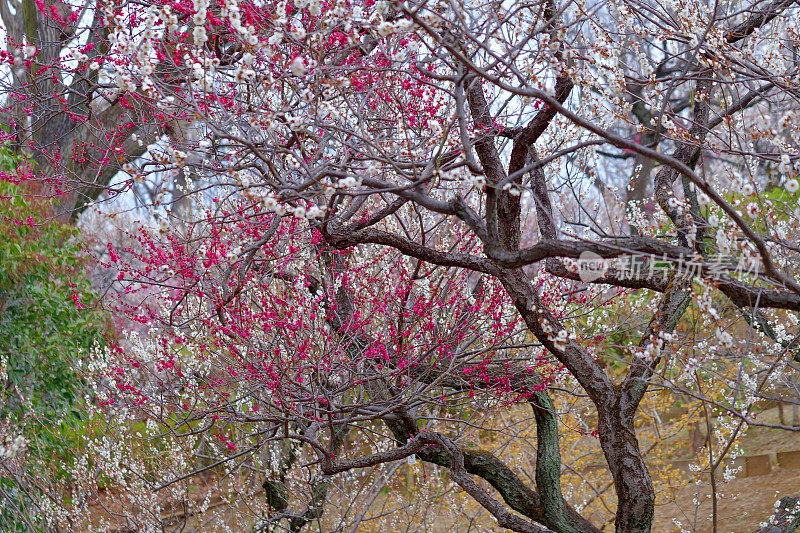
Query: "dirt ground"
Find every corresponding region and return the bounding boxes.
[652,405,800,532]
[653,468,800,533]
[85,405,800,532]
[95,466,800,533]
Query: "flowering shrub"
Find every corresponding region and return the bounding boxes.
[0,173,109,529]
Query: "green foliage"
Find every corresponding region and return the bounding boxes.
[0,152,108,530]
[763,185,799,205]
[0,182,105,423]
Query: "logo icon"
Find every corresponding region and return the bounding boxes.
[578,251,607,283]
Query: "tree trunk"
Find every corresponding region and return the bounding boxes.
[596,399,655,533]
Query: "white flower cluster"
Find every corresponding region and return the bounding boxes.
[541,321,575,350]
[192,0,210,45]
[231,51,257,83]
[715,327,734,349]
[695,280,719,320]
[150,143,188,167]
[292,204,327,219]
[291,56,307,77]
[722,463,742,482]
[375,18,413,38]
[288,16,306,40]
[251,188,326,220]
[224,0,258,45]
[638,331,677,361]
[464,174,486,190]
[501,182,522,196]
[0,434,28,459]
[159,4,178,32]
[778,153,798,177]
[100,4,171,96]
[187,53,220,92]
[295,0,323,16]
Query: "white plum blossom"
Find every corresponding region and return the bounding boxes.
[716,329,734,349]
[291,56,307,76]
[0,435,27,458]
[193,26,208,46]
[779,153,792,174]
[306,205,325,219]
[289,18,306,40]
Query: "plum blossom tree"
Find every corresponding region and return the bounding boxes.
[0,0,163,218]
[3,0,800,530]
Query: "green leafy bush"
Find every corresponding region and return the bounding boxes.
[0,149,109,530]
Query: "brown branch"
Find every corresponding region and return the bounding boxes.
[726,0,799,44]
